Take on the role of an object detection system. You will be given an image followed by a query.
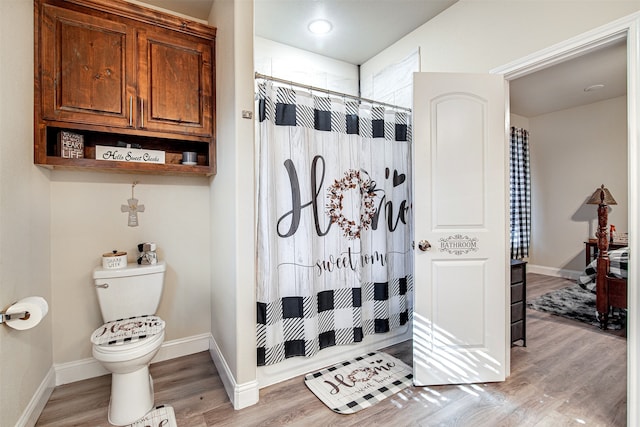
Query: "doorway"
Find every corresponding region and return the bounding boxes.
[493,16,639,427]
[510,40,627,276]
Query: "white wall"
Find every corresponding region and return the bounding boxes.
[529,96,628,273]
[510,113,530,131]
[0,1,53,426]
[361,1,640,79]
[255,37,359,95]
[208,0,257,407]
[50,173,212,363]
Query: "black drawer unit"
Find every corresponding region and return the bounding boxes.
[510,259,527,346]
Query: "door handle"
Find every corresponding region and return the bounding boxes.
[418,240,431,251]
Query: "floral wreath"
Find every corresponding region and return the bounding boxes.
[326,169,377,240]
[348,367,375,383]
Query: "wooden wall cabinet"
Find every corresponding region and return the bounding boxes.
[35,0,216,176]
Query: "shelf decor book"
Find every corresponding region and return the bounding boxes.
[57,131,84,158]
[95,145,165,164]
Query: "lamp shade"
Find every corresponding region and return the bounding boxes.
[586,184,617,205]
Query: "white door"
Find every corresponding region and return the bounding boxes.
[412,72,508,385]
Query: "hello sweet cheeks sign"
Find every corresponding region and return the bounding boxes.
[95,146,165,164]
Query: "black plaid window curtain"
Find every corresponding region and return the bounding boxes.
[256,81,413,366]
[510,127,531,259]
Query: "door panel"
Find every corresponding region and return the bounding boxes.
[433,95,485,227]
[149,42,201,125]
[413,72,507,386]
[137,28,214,137]
[41,4,133,128]
[432,260,486,345]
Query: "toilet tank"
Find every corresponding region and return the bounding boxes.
[93,261,166,323]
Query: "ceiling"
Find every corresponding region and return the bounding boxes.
[252,0,459,65]
[510,40,627,117]
[137,0,627,117]
[137,0,458,65]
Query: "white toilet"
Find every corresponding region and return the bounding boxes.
[91,261,167,426]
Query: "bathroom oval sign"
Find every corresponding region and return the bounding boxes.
[439,234,479,255]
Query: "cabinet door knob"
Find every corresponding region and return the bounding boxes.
[418,240,431,251]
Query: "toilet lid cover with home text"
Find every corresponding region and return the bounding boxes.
[91,315,165,346]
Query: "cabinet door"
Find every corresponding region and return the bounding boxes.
[137,27,214,137]
[40,4,135,128]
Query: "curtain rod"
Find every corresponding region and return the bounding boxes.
[255,72,412,112]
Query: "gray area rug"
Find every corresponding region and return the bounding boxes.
[527,284,625,330]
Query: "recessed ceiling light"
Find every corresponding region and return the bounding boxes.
[584,84,605,92]
[308,19,332,35]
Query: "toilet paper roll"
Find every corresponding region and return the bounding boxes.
[4,296,48,330]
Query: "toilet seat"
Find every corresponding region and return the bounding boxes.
[91,315,165,347]
[92,316,165,366]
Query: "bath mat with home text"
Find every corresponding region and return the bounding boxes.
[304,351,413,414]
[129,405,177,427]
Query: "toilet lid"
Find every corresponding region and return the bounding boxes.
[91,315,165,346]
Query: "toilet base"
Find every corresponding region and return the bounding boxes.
[108,366,155,426]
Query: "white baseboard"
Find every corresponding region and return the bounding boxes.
[527,264,581,281]
[54,356,108,386]
[205,327,412,410]
[257,324,412,389]
[208,335,259,410]
[54,333,211,386]
[16,366,55,427]
[153,332,211,363]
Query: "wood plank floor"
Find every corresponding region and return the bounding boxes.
[36,273,627,426]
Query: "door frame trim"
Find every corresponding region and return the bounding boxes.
[492,12,640,427]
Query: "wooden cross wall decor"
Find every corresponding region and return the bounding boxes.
[121,181,145,227]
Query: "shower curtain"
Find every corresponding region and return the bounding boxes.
[256,81,413,366]
[510,126,531,259]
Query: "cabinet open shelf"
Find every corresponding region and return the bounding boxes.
[37,126,215,176]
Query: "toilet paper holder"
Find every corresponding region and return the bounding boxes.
[0,310,30,324]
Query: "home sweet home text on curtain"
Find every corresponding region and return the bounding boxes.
[256,82,413,366]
